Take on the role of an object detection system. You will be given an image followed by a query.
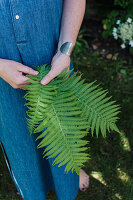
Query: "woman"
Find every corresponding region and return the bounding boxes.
[0,0,89,199]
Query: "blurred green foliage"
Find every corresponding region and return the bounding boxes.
[102,0,133,40]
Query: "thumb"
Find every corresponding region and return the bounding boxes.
[41,70,57,85]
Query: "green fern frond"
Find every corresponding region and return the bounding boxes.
[33,83,89,174]
[24,65,58,133]
[59,72,121,137]
[35,100,89,174]
[24,64,120,175]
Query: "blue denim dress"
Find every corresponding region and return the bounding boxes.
[0,1,79,200]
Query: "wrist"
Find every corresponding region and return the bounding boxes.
[55,51,71,62]
[57,41,75,57]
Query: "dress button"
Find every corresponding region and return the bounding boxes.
[15,15,20,20]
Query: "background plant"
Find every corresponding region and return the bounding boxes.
[102,0,133,42]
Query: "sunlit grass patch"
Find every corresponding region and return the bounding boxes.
[117,168,130,183]
[119,131,131,152]
[91,171,107,186]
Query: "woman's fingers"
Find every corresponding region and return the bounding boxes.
[19,82,32,90]
[41,68,59,85]
[21,75,31,83]
[41,65,70,85]
[18,65,39,75]
[12,74,32,89]
[21,85,30,90]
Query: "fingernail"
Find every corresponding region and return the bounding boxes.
[41,80,47,85]
[34,71,39,75]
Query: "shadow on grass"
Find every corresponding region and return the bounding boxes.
[82,132,133,200]
[0,146,22,200]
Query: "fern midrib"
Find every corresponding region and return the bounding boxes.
[51,103,78,167]
[30,84,42,132]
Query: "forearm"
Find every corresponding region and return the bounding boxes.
[41,0,86,85]
[58,0,86,50]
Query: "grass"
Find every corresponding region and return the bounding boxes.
[73,46,133,200]
[1,35,133,199]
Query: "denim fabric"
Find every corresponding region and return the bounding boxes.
[0,1,79,200]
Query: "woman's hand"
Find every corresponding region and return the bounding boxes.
[41,52,70,85]
[0,59,39,89]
